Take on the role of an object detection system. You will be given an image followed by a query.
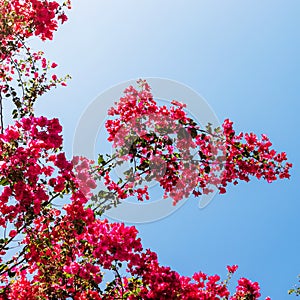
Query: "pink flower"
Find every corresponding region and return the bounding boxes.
[9,230,17,238]
[227,264,238,274]
[51,62,58,68]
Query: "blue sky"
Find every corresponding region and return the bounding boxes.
[30,1,300,298]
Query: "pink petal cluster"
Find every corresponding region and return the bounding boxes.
[0,116,73,255]
[0,0,69,42]
[101,80,292,205]
[0,0,70,120]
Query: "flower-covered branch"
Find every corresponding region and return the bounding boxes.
[0,1,293,299]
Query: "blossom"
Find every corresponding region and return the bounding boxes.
[99,80,292,206]
[227,264,239,274]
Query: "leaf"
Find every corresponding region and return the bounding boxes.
[178,127,189,140]
[98,154,105,165]
[206,122,212,134]
[199,151,207,160]
[189,127,198,138]
[7,269,16,278]
[0,264,7,273]
[138,160,149,171]
[0,178,9,186]
[204,166,210,174]
[242,150,250,157]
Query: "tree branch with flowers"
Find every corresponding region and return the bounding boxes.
[0,1,294,299]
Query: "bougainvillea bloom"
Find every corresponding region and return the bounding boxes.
[0,1,290,299]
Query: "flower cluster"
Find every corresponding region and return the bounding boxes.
[99,80,292,206]
[0,0,70,43]
[0,0,71,121]
[1,214,271,300]
[231,277,270,300]
[0,116,75,262]
[0,84,285,299]
[72,156,97,199]
[1,50,70,119]
[220,119,292,189]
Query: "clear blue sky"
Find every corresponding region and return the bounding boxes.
[31,1,300,298]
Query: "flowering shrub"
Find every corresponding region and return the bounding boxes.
[0,0,293,299]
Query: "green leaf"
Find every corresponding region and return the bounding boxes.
[98,154,105,165]
[0,264,7,273]
[206,122,212,134]
[65,273,73,278]
[0,178,9,186]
